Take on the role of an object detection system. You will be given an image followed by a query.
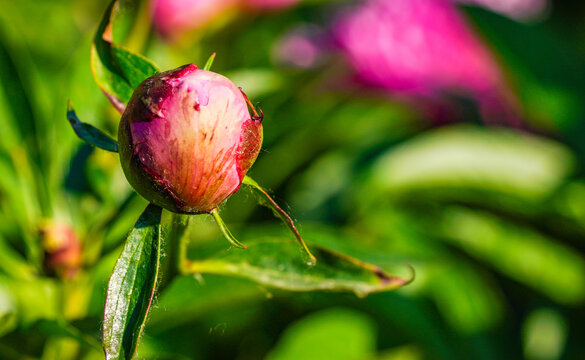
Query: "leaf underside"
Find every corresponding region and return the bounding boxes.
[66,101,119,152]
[185,238,412,297]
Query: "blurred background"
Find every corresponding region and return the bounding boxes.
[1,0,585,359]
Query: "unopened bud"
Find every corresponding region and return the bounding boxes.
[118,64,263,213]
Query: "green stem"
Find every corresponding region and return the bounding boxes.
[160,212,191,287]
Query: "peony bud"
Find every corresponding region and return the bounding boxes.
[118,64,263,214]
[40,222,82,279]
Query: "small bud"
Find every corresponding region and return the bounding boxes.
[118,64,263,214]
[40,222,82,279]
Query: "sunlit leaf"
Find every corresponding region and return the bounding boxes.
[184,238,411,297]
[91,0,159,112]
[522,309,567,360]
[103,204,163,360]
[427,263,504,334]
[266,308,377,360]
[0,283,17,337]
[440,206,585,304]
[224,68,284,98]
[0,276,59,325]
[370,125,574,202]
[0,235,36,279]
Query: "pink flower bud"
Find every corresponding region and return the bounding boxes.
[118,64,263,214]
[151,0,238,40]
[40,223,82,279]
[333,0,502,97]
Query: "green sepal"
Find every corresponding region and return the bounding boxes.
[203,52,217,71]
[67,101,119,152]
[242,176,317,265]
[211,208,248,249]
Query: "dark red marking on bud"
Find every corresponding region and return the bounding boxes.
[140,163,187,209]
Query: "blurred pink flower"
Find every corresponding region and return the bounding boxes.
[457,0,548,20]
[334,0,503,97]
[152,0,300,39]
[241,0,300,10]
[273,25,325,68]
[332,0,524,126]
[151,0,238,39]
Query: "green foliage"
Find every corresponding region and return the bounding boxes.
[103,204,163,360]
[91,0,159,110]
[266,308,377,360]
[66,102,119,152]
[243,176,317,264]
[186,238,410,297]
[1,0,585,359]
[70,2,412,356]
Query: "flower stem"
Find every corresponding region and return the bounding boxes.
[160,212,191,286]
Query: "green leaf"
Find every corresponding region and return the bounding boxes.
[266,308,377,360]
[184,238,411,297]
[103,204,163,360]
[91,0,159,112]
[66,101,119,152]
[369,125,574,202]
[0,275,59,326]
[0,234,36,279]
[439,206,585,304]
[0,283,17,337]
[148,275,265,332]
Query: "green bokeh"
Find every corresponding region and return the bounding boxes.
[1,0,585,359]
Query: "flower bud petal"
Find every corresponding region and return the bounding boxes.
[119,64,262,213]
